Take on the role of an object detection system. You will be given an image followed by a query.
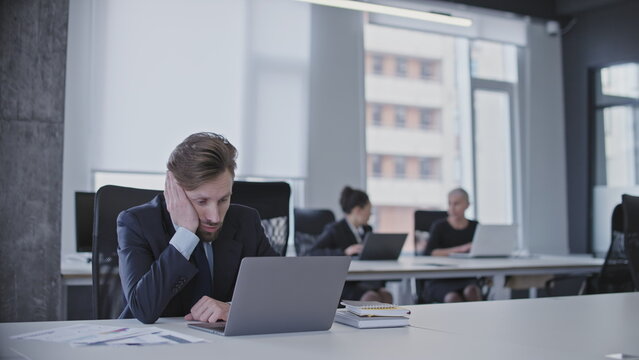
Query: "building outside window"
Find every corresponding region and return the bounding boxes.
[364,16,519,252]
[420,157,440,180]
[371,104,382,126]
[395,106,406,127]
[419,108,440,131]
[370,154,383,177]
[420,59,440,81]
[395,57,408,77]
[372,54,384,75]
[394,156,406,178]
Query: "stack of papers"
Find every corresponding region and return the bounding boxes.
[334,301,410,329]
[10,324,207,346]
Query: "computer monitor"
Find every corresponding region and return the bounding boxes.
[75,192,95,253]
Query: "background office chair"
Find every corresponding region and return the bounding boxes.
[92,185,161,319]
[622,194,639,291]
[293,208,336,255]
[546,203,634,296]
[413,210,447,303]
[231,181,291,256]
[413,210,448,256]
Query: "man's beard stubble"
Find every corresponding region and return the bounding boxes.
[197,224,221,243]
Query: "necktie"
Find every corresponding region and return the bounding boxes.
[203,242,214,293]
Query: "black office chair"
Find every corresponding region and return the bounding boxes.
[293,208,336,255]
[412,210,447,303]
[92,185,161,319]
[622,194,639,291]
[546,204,634,296]
[231,181,291,256]
[413,210,448,256]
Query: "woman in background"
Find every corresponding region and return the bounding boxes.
[308,186,393,303]
[422,188,482,303]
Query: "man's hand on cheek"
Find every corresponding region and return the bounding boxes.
[165,171,199,233]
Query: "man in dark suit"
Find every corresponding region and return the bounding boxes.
[117,132,277,324]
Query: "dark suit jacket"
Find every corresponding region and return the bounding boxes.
[117,194,277,324]
[307,218,372,256]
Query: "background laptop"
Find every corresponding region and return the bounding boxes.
[449,224,517,258]
[188,256,350,336]
[358,233,407,260]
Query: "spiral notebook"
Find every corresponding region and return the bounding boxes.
[340,301,411,317]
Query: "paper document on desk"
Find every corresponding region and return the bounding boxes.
[11,324,124,342]
[92,328,207,346]
[11,324,207,346]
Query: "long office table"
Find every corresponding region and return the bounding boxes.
[2,293,636,360]
[62,255,604,310]
[63,254,603,283]
[348,255,604,302]
[348,254,603,280]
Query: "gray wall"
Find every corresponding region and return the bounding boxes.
[0,0,68,321]
[562,0,639,253]
[306,5,366,216]
[521,20,569,254]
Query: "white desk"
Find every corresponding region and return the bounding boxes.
[409,292,639,359]
[349,255,603,302]
[348,255,603,280]
[2,293,636,360]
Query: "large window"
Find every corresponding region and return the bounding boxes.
[395,57,408,77]
[592,62,639,254]
[364,19,519,252]
[594,63,639,187]
[419,108,440,131]
[394,156,406,178]
[420,157,441,180]
[370,104,383,126]
[395,106,406,128]
[372,54,384,75]
[420,59,440,81]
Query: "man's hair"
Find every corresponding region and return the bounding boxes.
[448,187,470,203]
[340,186,370,214]
[167,132,237,191]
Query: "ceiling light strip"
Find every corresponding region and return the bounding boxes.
[295,0,473,27]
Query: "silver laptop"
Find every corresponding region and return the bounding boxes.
[358,233,407,261]
[449,224,517,258]
[188,256,350,336]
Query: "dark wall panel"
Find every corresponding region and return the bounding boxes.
[0,0,69,321]
[562,0,639,253]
